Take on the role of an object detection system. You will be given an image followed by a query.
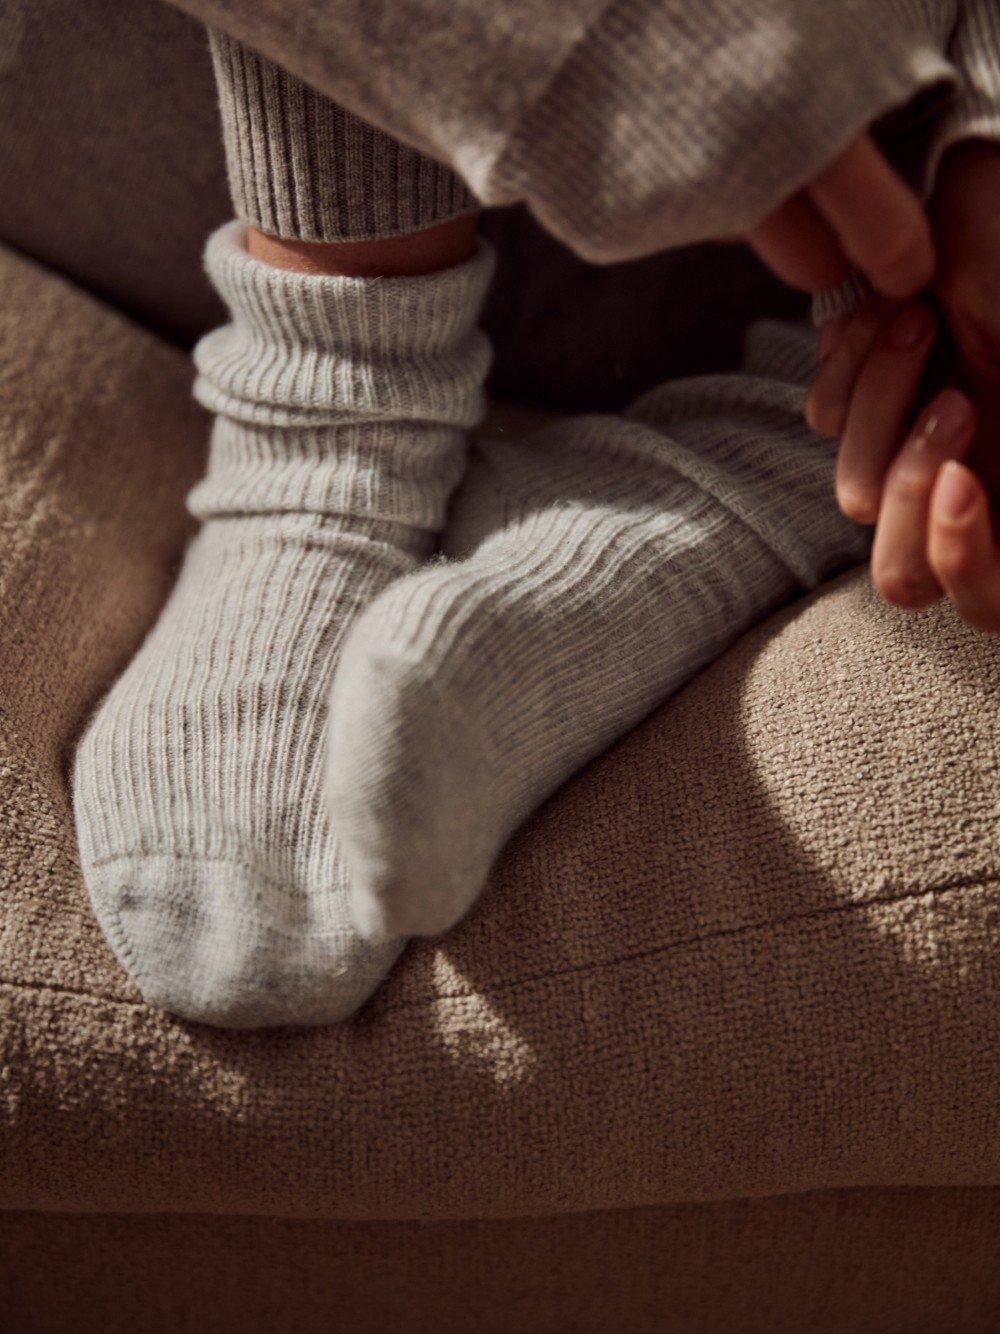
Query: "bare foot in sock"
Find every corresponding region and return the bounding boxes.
[327,323,870,940]
[72,223,491,1027]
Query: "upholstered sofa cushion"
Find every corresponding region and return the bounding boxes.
[1,243,999,1221]
[5,1190,1000,1334]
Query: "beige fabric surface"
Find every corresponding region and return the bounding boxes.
[2,241,1000,1223]
[4,1190,1000,1333]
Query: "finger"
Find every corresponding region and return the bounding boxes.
[870,389,976,610]
[809,135,935,300]
[747,193,851,292]
[804,297,890,436]
[818,316,847,363]
[928,461,1000,633]
[836,301,936,522]
[942,305,1000,494]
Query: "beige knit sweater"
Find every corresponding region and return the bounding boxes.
[168,0,1000,262]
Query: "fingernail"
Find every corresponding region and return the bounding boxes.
[914,389,973,448]
[886,302,934,349]
[935,460,977,521]
[836,484,877,525]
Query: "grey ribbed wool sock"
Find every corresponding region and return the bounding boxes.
[72,222,493,1027]
[327,322,870,940]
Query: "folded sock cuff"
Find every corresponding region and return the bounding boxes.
[194,222,494,432]
[190,222,493,530]
[201,221,494,353]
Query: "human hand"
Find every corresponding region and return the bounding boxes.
[867,392,1000,635]
[801,298,1000,629]
[931,140,1000,498]
[747,132,935,299]
[805,141,1000,513]
[802,142,1000,631]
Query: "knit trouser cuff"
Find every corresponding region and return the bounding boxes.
[208,29,480,243]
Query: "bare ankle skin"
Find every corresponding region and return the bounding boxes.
[245,214,480,277]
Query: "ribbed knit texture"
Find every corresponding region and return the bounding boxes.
[209,29,479,242]
[71,222,493,1027]
[326,321,871,939]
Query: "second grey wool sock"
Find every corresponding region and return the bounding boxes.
[326,322,870,940]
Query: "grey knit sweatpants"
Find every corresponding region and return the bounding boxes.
[209,30,479,243]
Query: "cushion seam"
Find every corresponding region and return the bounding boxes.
[2,869,997,1019]
[380,869,1000,1014]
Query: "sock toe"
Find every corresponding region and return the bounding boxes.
[328,635,501,940]
[86,854,402,1028]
